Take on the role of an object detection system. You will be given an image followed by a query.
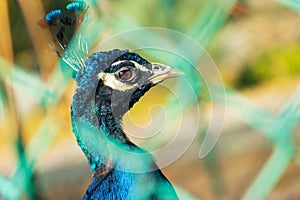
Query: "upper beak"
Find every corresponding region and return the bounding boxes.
[148,63,184,84]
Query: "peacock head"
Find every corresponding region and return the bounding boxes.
[75,49,182,120]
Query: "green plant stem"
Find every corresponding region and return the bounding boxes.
[242,141,295,200]
[17,0,58,80]
[278,0,300,12]
[242,89,300,199]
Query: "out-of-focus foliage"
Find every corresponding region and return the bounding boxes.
[237,45,300,88]
[279,0,300,12]
[109,0,208,31]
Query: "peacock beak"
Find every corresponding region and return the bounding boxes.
[148,63,184,84]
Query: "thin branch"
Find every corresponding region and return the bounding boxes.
[17,0,58,80]
[0,0,14,62]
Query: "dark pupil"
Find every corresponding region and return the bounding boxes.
[118,69,133,81]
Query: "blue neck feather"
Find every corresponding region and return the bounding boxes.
[70,50,179,199]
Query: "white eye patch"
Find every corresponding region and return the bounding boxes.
[111,60,150,72]
[98,72,138,91]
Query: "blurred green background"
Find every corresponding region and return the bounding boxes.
[1,0,300,199]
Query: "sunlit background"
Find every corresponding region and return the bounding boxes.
[1,0,300,199]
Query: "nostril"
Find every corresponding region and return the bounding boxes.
[153,64,166,71]
[152,63,171,73]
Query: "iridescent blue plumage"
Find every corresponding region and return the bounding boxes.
[66,1,88,14]
[43,2,179,199]
[71,50,179,199]
[42,1,88,50]
[83,167,178,199]
[40,2,89,71]
[45,1,88,26]
[45,9,62,25]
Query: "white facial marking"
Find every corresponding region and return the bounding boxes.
[111,60,150,72]
[111,60,126,67]
[134,61,149,72]
[98,72,138,91]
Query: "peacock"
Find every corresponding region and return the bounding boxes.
[42,2,181,199]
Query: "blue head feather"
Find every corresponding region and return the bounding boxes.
[45,9,62,25]
[41,2,89,72]
[66,1,88,14]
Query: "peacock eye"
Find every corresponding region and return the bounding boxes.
[116,67,135,81]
